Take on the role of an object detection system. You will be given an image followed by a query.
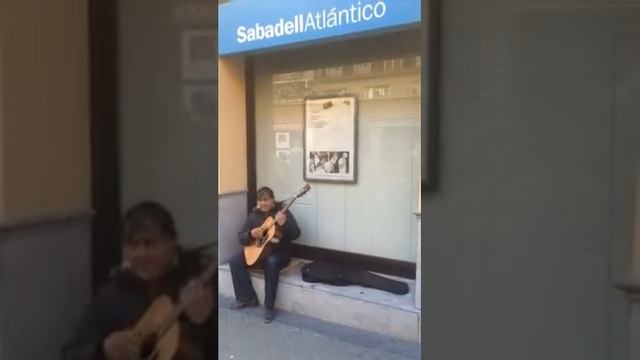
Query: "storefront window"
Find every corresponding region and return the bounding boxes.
[255,54,421,262]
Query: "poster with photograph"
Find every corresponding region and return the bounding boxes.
[304,95,357,183]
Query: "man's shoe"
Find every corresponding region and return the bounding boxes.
[263,307,276,324]
[229,298,258,309]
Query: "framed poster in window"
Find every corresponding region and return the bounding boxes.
[303,95,357,184]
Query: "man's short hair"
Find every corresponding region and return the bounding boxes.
[122,201,177,244]
[257,186,275,199]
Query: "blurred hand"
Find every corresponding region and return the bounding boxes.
[181,280,214,324]
[103,330,135,360]
[275,212,286,226]
[250,227,262,239]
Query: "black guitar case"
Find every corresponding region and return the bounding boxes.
[300,261,409,295]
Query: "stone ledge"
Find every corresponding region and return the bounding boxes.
[219,258,420,343]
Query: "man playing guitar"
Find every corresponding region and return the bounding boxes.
[63,201,215,360]
[228,186,301,323]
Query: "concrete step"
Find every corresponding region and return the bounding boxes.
[218,258,421,343]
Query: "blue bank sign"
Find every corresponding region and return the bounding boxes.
[219,0,421,56]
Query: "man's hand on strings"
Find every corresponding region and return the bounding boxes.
[181,280,214,325]
[250,227,262,239]
[103,330,136,360]
[275,211,287,226]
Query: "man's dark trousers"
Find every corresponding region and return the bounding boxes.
[229,249,291,309]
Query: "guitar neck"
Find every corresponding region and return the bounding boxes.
[278,185,310,215]
[280,197,298,213]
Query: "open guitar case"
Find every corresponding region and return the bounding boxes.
[300,260,409,295]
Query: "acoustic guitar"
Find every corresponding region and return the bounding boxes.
[244,184,311,266]
[125,261,216,360]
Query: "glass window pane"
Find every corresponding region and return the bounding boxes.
[255,55,421,262]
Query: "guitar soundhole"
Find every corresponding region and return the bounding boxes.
[140,334,158,359]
